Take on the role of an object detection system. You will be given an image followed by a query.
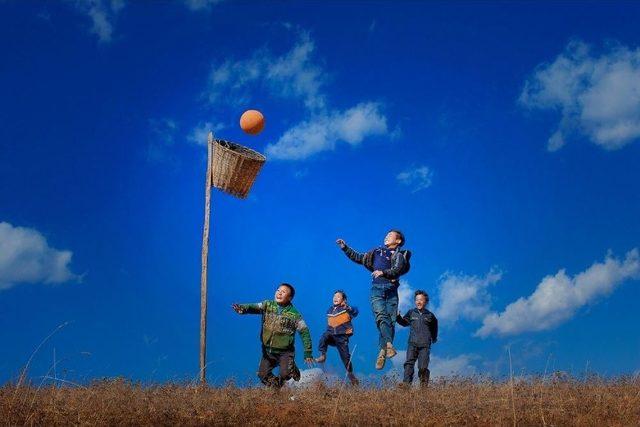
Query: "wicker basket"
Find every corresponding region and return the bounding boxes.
[210,139,266,199]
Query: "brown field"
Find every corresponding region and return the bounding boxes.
[2,376,639,426]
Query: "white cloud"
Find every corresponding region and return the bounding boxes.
[293,168,309,179]
[206,33,326,111]
[187,121,226,146]
[0,222,78,290]
[183,0,224,11]
[147,118,178,163]
[265,102,388,160]
[396,166,434,192]
[71,0,124,43]
[204,32,391,161]
[266,35,326,111]
[430,354,479,378]
[397,280,415,313]
[383,351,479,384]
[435,269,502,323]
[520,40,640,151]
[476,249,640,337]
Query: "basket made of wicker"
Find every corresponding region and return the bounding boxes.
[210,139,266,199]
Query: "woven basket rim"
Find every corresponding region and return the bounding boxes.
[214,139,266,162]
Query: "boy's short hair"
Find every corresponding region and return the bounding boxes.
[280,283,295,299]
[414,290,429,301]
[389,229,405,246]
[334,289,347,300]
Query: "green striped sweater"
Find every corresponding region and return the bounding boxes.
[238,300,313,359]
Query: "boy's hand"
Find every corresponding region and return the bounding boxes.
[372,270,384,278]
[231,304,244,314]
[336,239,346,249]
[304,358,315,367]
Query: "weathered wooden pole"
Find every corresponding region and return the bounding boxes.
[199,132,213,384]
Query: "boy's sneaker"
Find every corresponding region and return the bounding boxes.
[385,342,398,359]
[290,361,301,382]
[314,354,326,363]
[348,374,360,387]
[375,349,386,370]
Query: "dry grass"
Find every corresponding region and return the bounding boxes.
[2,376,639,426]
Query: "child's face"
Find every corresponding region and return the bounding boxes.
[275,286,292,305]
[384,231,402,248]
[333,292,345,305]
[415,294,427,310]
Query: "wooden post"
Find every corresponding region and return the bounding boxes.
[199,132,213,384]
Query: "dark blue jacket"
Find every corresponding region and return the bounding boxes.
[397,308,438,346]
[341,244,411,286]
[325,304,359,335]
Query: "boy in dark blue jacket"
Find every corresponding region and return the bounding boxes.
[396,290,438,386]
[314,290,359,385]
[337,230,411,370]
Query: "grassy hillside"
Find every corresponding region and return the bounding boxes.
[2,377,639,426]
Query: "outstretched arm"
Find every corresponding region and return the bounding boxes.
[337,239,365,265]
[231,302,264,315]
[396,310,410,327]
[296,318,314,361]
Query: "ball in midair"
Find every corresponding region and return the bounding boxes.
[239,110,265,135]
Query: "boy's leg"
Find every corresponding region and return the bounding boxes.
[371,287,389,369]
[384,287,399,357]
[335,335,354,372]
[257,349,280,388]
[278,351,299,385]
[335,335,359,385]
[318,331,330,354]
[316,331,331,362]
[417,345,431,386]
[370,287,391,350]
[403,344,419,384]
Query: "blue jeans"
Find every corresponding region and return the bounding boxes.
[370,284,399,350]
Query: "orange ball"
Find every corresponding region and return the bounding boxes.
[239,110,265,135]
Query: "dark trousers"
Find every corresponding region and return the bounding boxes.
[403,343,431,385]
[318,332,356,379]
[257,348,298,388]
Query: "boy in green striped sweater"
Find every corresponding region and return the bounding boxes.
[232,283,314,388]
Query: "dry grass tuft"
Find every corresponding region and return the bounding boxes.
[2,376,639,426]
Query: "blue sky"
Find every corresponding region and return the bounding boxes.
[1,0,640,385]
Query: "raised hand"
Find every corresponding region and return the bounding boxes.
[336,238,346,249]
[231,303,244,314]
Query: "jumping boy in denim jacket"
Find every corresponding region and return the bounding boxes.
[315,290,359,385]
[337,230,411,370]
